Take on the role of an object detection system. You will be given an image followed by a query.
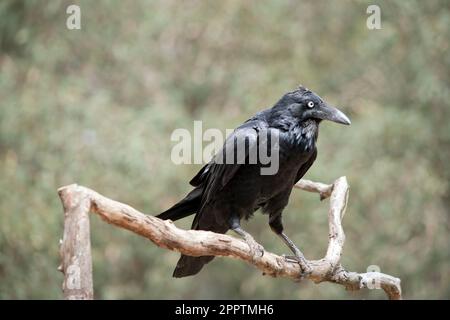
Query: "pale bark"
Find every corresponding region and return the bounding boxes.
[58,177,402,300]
[58,186,93,300]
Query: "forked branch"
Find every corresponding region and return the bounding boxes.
[58,177,402,300]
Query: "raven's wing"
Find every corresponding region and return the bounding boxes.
[190,119,267,190]
[189,119,269,227]
[294,147,317,184]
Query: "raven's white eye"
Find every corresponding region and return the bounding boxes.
[307,101,315,108]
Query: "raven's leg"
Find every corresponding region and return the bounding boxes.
[229,215,264,257]
[269,214,312,275]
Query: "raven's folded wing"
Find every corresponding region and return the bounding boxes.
[189,119,267,204]
[294,147,317,183]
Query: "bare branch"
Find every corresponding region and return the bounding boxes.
[58,177,402,300]
[294,179,333,200]
[58,186,93,300]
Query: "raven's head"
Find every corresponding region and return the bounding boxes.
[278,86,351,125]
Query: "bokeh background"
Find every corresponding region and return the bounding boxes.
[0,0,449,299]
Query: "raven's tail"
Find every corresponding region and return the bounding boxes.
[172,220,229,278]
[156,187,202,221]
[172,255,215,278]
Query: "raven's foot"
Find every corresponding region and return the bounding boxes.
[232,226,264,258]
[243,233,265,258]
[283,253,312,279]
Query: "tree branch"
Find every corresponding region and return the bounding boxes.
[57,177,402,300]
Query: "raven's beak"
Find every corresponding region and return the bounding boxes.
[316,104,351,125]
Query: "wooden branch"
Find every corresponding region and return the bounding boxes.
[58,177,402,300]
[294,179,333,200]
[58,186,93,299]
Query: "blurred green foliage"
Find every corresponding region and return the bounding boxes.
[0,0,449,299]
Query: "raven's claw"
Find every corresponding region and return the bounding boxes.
[282,254,312,280]
[243,234,265,258]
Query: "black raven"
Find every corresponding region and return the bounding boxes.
[157,86,350,278]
